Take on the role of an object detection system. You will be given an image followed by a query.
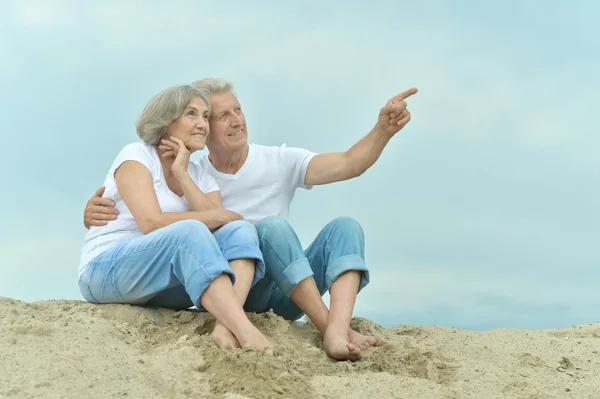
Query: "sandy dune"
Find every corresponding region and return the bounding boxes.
[1,297,599,398]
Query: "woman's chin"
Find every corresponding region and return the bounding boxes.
[189,143,206,153]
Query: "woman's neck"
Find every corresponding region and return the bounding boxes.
[157,146,176,176]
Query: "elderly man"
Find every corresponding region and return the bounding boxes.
[84,78,417,361]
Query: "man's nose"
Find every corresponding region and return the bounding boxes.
[231,112,243,126]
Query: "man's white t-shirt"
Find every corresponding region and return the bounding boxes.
[196,144,317,225]
[79,143,219,276]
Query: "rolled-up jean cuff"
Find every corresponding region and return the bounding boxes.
[325,254,369,292]
[186,258,234,308]
[221,244,266,287]
[276,257,314,297]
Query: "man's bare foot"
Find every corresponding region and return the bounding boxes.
[349,328,382,351]
[323,328,362,361]
[211,321,239,349]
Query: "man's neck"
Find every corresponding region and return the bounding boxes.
[208,144,250,175]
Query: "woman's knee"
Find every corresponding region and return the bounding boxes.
[170,220,213,240]
[255,216,294,238]
[221,220,260,245]
[168,220,223,255]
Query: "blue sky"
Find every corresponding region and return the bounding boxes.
[1,0,598,330]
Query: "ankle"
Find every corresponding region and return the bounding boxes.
[325,321,350,337]
[230,320,259,340]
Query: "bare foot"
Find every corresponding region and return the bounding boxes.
[210,321,239,349]
[349,328,382,351]
[323,328,362,361]
[237,326,272,349]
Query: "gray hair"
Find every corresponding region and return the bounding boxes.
[136,84,208,145]
[192,78,235,97]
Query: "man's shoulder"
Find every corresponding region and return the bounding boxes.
[250,143,281,152]
[250,143,310,155]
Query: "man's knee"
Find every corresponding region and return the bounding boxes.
[327,216,364,238]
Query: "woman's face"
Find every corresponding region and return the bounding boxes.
[165,96,209,152]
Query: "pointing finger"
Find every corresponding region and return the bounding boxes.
[390,87,418,103]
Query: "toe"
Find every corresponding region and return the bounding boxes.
[347,343,363,360]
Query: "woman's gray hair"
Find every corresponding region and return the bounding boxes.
[136,84,208,145]
[192,78,234,96]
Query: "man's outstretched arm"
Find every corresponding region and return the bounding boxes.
[304,87,417,186]
[84,186,118,228]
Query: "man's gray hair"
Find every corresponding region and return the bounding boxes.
[136,84,208,145]
[192,78,235,96]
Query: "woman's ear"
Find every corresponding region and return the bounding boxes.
[160,127,168,140]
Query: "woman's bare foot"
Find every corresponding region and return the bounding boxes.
[348,328,382,351]
[236,326,272,349]
[210,321,239,349]
[323,327,362,361]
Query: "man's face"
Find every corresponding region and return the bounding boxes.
[207,91,248,154]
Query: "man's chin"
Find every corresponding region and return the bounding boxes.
[229,138,249,150]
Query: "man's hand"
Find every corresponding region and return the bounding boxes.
[304,87,418,186]
[375,87,418,137]
[84,186,118,229]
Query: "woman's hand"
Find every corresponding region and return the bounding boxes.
[161,137,190,179]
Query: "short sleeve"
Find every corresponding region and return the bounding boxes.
[189,162,220,194]
[109,143,156,178]
[279,144,318,190]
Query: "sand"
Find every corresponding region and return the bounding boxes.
[1,297,599,399]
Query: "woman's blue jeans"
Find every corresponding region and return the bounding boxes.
[78,220,265,310]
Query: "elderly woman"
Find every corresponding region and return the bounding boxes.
[79,84,270,349]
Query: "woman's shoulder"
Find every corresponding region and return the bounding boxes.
[109,142,159,173]
[118,142,155,156]
[114,142,159,162]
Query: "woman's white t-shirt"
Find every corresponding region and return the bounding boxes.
[79,143,219,277]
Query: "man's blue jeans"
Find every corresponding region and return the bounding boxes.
[244,216,369,321]
[78,220,265,310]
